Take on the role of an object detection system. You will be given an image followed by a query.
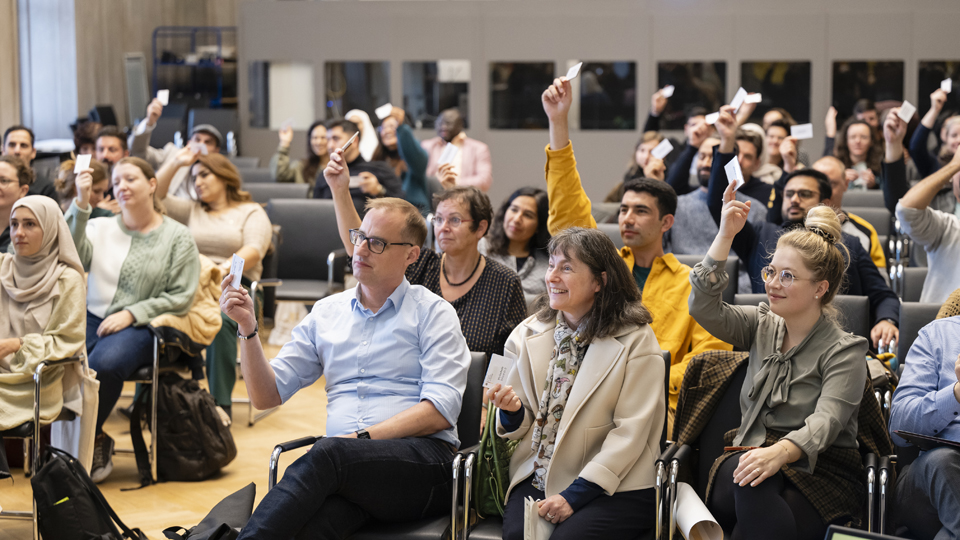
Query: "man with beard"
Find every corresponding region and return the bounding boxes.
[3,125,57,201]
[707,105,900,350]
[421,108,492,192]
[668,137,767,293]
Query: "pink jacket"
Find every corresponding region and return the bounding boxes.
[422,136,493,192]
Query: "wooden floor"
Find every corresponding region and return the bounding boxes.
[0,341,329,539]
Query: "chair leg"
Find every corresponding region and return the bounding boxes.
[150,336,159,483]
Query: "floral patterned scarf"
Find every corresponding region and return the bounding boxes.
[529,314,587,491]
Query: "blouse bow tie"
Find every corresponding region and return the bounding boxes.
[747,351,792,407]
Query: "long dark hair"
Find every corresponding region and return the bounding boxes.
[533,227,652,344]
[487,187,550,257]
[302,121,330,185]
[834,118,882,174]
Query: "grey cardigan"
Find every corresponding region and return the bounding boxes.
[478,237,548,313]
[688,255,868,473]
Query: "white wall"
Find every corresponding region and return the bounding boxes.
[238,0,960,206]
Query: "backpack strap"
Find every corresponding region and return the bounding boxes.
[127,386,155,489]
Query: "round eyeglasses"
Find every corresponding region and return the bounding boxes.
[761,266,817,288]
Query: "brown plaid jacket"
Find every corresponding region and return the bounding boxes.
[674,349,895,528]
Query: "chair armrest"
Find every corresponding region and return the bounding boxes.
[656,442,680,466]
[671,444,694,469]
[327,249,350,285]
[252,278,283,291]
[268,436,322,490]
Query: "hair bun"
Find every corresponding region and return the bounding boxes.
[803,205,843,245]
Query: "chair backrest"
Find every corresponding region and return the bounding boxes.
[457,352,487,449]
[230,156,261,169]
[161,102,188,123]
[265,199,342,281]
[241,168,276,184]
[844,206,892,236]
[591,202,621,225]
[734,294,871,339]
[188,108,239,149]
[897,302,942,361]
[900,267,927,303]
[841,190,885,208]
[89,105,118,126]
[673,254,739,305]
[597,223,622,249]
[150,117,184,149]
[245,183,310,204]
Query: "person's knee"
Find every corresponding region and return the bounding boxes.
[914,446,960,477]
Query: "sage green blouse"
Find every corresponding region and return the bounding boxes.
[688,255,868,473]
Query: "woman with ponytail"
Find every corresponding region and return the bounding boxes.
[688,178,870,540]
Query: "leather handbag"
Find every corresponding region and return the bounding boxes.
[473,405,518,518]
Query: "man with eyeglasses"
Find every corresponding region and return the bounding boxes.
[221,191,470,539]
[708,106,900,350]
[313,119,404,216]
[0,155,34,252]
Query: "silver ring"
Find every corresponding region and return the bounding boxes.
[546,513,555,520]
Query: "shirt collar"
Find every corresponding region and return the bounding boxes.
[351,278,410,316]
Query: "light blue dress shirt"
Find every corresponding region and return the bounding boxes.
[889,317,960,446]
[270,278,471,448]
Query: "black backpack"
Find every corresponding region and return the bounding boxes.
[31,446,146,540]
[131,372,237,486]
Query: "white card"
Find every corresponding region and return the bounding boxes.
[662,85,675,98]
[482,354,514,389]
[705,112,720,125]
[375,103,393,120]
[157,89,169,106]
[744,93,762,104]
[74,154,92,174]
[189,141,208,155]
[790,123,814,140]
[724,156,745,191]
[348,175,363,189]
[651,138,674,160]
[730,87,749,113]
[564,62,582,80]
[229,254,244,289]
[897,100,917,122]
[437,143,459,166]
[280,117,295,131]
[942,78,953,94]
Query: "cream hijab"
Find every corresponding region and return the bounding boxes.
[0,196,85,337]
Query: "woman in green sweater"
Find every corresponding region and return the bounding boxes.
[66,156,200,483]
[373,106,432,216]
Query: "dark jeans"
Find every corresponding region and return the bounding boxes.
[86,312,156,433]
[502,475,655,540]
[894,446,960,540]
[238,436,455,540]
[710,455,825,540]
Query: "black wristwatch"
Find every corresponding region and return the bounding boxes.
[356,429,371,440]
[238,322,259,340]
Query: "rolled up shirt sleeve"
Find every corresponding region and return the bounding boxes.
[417,300,471,430]
[270,311,324,404]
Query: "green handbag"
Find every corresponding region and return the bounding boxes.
[473,405,519,519]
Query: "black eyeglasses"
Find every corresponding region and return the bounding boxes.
[784,189,819,201]
[349,229,414,254]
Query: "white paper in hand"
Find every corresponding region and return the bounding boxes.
[483,354,514,389]
[651,139,674,160]
[564,62,582,81]
[229,254,244,290]
[280,117,295,131]
[438,143,459,166]
[348,176,364,189]
[790,123,814,140]
[725,156,745,191]
[375,103,393,120]
[942,78,953,94]
[157,89,170,106]
[524,497,556,540]
[74,154,92,174]
[662,85,675,98]
[705,112,720,125]
[189,141,209,155]
[898,101,917,123]
[730,87,749,113]
[744,93,762,104]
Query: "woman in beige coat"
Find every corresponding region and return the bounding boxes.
[488,227,666,540]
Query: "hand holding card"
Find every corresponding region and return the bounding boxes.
[74,154,92,174]
[438,143,459,166]
[229,254,244,290]
[157,89,170,106]
[651,139,674,160]
[483,354,514,389]
[942,78,953,94]
[662,85,675,98]
[730,87,749,113]
[725,156,745,191]
[564,62,582,81]
[375,103,393,120]
[790,123,814,140]
[897,101,917,123]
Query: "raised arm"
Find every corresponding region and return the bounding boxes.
[666,121,708,196]
[128,99,170,169]
[155,146,200,200]
[910,89,948,178]
[66,169,96,269]
[269,126,304,183]
[823,106,838,158]
[643,87,668,133]
[880,109,911,213]
[323,148,363,256]
[900,146,960,211]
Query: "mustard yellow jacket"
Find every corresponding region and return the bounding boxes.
[543,142,732,409]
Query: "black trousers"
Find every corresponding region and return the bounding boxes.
[238,436,455,540]
[502,475,655,540]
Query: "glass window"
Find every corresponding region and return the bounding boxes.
[831,61,904,125]
[489,62,555,130]
[918,61,960,117]
[740,61,811,124]
[324,61,390,121]
[248,62,315,129]
[656,62,727,130]
[403,61,470,129]
[579,62,636,130]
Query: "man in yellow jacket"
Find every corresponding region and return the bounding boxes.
[541,77,731,417]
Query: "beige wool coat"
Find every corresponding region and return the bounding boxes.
[496,314,666,502]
